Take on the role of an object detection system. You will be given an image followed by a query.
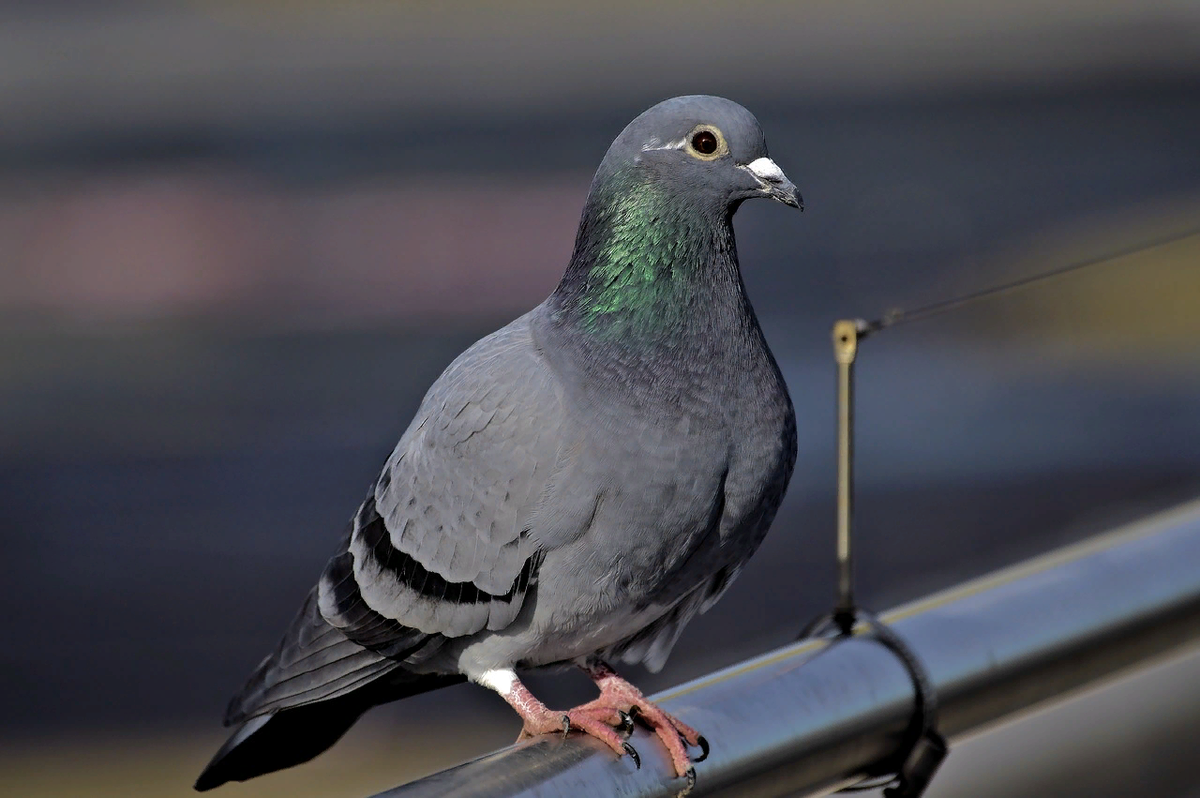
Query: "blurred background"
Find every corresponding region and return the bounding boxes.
[2,2,1199,796]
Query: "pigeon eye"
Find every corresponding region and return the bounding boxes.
[692,131,717,155]
[685,126,726,161]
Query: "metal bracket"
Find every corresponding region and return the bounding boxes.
[820,318,948,797]
[832,318,869,634]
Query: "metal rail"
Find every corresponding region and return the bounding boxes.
[373,498,1200,798]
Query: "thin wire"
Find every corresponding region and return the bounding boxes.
[865,224,1200,334]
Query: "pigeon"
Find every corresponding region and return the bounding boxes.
[195,94,801,792]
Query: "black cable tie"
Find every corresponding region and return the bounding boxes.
[798,608,948,797]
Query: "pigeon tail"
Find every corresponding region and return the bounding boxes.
[196,667,462,791]
[222,584,402,725]
[195,697,360,791]
[197,582,462,790]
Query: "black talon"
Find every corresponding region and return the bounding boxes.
[692,735,710,762]
[622,742,641,769]
[684,766,697,792]
[560,715,571,736]
[616,710,634,732]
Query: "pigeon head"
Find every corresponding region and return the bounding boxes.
[554,96,800,341]
[597,95,801,212]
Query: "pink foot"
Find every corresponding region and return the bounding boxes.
[482,670,640,770]
[579,660,708,786]
[515,704,641,767]
[479,664,705,792]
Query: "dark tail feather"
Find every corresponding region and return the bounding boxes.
[194,698,359,792]
[196,583,461,791]
[194,672,459,791]
[223,586,402,726]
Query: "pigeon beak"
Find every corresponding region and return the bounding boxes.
[742,157,803,210]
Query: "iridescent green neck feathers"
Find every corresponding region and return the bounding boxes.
[554,170,738,340]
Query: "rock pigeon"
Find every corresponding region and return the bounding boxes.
[195,95,800,792]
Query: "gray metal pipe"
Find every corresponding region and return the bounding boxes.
[373,498,1200,798]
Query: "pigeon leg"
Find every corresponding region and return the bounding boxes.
[477,668,640,767]
[575,658,706,782]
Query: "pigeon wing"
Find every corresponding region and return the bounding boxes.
[319,314,566,649]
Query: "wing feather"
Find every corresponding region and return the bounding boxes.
[323,313,566,648]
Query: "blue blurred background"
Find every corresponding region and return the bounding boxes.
[1,3,1199,796]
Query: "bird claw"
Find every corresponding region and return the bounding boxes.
[691,735,710,762]
[677,766,696,796]
[560,715,571,737]
[570,662,704,783]
[622,741,641,769]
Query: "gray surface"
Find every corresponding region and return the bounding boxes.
[372,499,1200,797]
[2,3,1198,156]
[924,645,1200,798]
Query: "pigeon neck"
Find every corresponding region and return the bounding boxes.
[552,171,743,343]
